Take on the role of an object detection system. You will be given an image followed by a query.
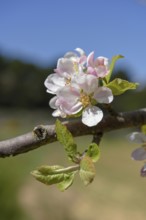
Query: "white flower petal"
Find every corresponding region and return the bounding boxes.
[75,48,85,56]
[131,147,146,161]
[57,58,75,74]
[62,101,82,115]
[82,106,103,127]
[58,86,80,103]
[49,96,58,109]
[52,109,66,118]
[44,74,65,94]
[94,87,113,104]
[64,52,77,59]
[76,74,98,94]
[128,132,146,143]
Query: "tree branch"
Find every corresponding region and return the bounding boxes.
[0,108,146,158]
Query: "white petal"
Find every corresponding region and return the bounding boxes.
[52,109,61,117]
[82,106,103,127]
[94,87,113,103]
[49,96,58,109]
[58,86,80,103]
[62,101,82,115]
[76,74,98,94]
[64,52,77,59]
[44,74,65,94]
[128,132,146,143]
[75,48,85,56]
[52,109,66,118]
[57,58,74,74]
[131,147,146,161]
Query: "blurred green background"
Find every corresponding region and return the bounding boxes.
[0,55,146,220]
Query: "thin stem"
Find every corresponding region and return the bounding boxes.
[92,132,103,145]
[104,104,120,117]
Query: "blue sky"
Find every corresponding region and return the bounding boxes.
[0,0,146,83]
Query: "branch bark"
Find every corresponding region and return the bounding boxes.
[0,108,146,158]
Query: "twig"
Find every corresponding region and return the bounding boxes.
[0,108,146,158]
[92,132,103,145]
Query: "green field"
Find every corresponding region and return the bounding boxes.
[0,110,146,220]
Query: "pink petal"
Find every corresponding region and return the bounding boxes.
[87,51,95,67]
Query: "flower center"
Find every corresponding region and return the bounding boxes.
[73,62,79,73]
[80,92,90,107]
[65,77,71,85]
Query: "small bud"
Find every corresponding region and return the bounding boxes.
[140,164,146,177]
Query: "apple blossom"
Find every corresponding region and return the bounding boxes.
[87,51,109,78]
[129,131,146,177]
[49,74,113,127]
[44,48,87,94]
[44,48,114,127]
[129,132,146,161]
[141,163,146,177]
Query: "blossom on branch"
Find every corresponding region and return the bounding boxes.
[129,132,146,161]
[129,131,146,177]
[44,48,86,94]
[141,163,146,177]
[45,48,114,127]
[49,74,113,126]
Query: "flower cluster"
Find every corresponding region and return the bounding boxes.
[129,131,146,176]
[44,48,113,127]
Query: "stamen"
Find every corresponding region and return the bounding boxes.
[73,62,79,73]
[80,92,90,107]
[65,77,71,85]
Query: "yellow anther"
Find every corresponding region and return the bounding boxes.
[73,62,79,73]
[80,93,90,107]
[65,77,71,85]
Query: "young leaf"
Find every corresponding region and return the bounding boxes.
[55,119,77,160]
[104,55,124,84]
[86,143,100,162]
[79,156,96,186]
[31,170,66,185]
[106,78,139,95]
[57,172,76,191]
[38,165,64,175]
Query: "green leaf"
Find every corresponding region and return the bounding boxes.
[31,167,76,191]
[104,55,124,84]
[38,165,64,175]
[106,78,139,95]
[141,125,146,135]
[55,119,77,161]
[86,143,100,162]
[31,170,66,185]
[57,172,76,191]
[79,156,96,186]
